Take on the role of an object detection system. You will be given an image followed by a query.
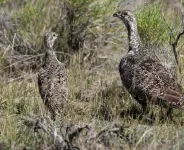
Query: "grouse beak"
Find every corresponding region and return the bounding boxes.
[113,11,121,18]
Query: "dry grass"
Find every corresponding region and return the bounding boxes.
[1,0,184,149]
[1,53,184,149]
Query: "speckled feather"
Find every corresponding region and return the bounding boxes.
[38,32,68,119]
[114,10,184,109]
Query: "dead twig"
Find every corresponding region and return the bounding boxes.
[22,116,124,150]
[162,12,184,68]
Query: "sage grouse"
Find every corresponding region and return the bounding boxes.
[38,32,68,119]
[113,10,184,113]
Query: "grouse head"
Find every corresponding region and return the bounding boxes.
[44,32,58,49]
[113,10,136,30]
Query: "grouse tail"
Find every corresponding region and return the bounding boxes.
[163,88,184,109]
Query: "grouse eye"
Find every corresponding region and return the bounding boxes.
[53,33,56,37]
[123,12,128,16]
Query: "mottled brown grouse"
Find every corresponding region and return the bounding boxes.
[38,32,68,119]
[113,10,184,113]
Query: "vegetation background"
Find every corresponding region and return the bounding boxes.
[0,0,184,149]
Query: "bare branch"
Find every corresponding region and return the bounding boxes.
[162,12,184,66]
[171,12,184,67]
[22,116,124,150]
[162,13,175,42]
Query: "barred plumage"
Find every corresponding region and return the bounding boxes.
[113,10,184,112]
[38,32,68,119]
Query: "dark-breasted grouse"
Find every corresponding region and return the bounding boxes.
[38,32,68,119]
[113,10,184,112]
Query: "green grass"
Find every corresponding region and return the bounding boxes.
[136,4,169,45]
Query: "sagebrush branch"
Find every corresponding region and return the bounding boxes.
[162,12,184,66]
[22,116,124,150]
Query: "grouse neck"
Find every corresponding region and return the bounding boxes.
[127,22,142,52]
[45,48,58,63]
